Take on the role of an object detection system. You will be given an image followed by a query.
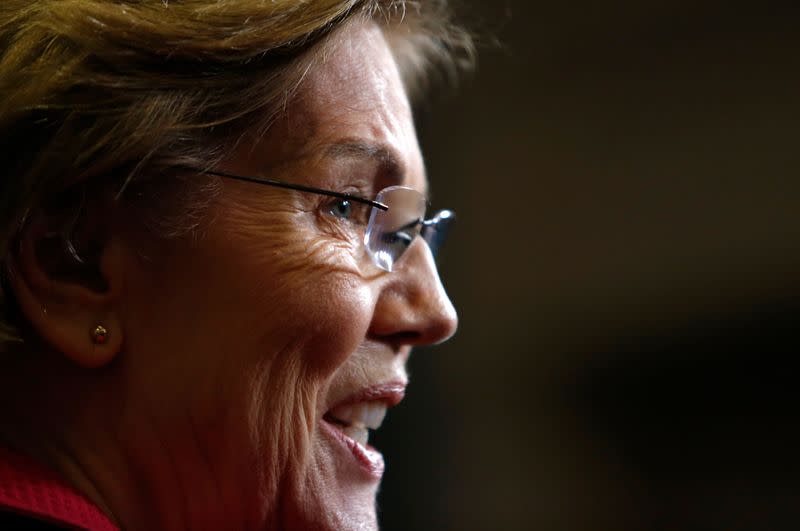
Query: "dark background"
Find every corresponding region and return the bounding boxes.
[374,1,800,530]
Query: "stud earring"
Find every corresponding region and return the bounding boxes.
[91,324,109,345]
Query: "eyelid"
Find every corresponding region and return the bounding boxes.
[328,180,384,209]
[333,178,373,199]
[322,195,372,225]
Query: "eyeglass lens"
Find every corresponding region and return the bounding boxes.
[364,186,454,272]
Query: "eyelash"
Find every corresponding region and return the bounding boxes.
[322,197,372,226]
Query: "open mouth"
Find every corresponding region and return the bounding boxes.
[320,383,405,478]
[323,401,388,448]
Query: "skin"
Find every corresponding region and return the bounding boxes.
[0,20,456,531]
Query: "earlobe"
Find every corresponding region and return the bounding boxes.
[6,215,123,368]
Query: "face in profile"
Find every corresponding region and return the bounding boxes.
[109,20,457,530]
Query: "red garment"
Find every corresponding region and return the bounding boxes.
[0,445,118,530]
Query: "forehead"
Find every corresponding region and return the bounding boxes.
[302,21,405,114]
[250,20,427,194]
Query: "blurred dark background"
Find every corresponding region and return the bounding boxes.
[373,1,800,530]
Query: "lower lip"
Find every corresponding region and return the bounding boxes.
[320,420,385,480]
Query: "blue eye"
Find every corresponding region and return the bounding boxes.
[327,199,352,219]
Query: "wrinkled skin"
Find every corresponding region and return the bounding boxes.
[90,20,458,530]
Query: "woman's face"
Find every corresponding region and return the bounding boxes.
[111,21,456,530]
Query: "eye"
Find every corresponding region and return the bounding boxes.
[323,196,371,226]
[326,198,353,220]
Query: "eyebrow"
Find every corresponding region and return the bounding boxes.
[322,139,406,189]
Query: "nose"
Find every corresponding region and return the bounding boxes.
[368,239,458,347]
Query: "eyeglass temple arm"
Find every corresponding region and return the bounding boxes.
[195,168,389,211]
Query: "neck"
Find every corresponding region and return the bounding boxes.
[0,347,266,530]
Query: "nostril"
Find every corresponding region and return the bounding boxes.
[380,309,457,348]
[383,331,421,349]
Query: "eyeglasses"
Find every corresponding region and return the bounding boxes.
[191,168,454,272]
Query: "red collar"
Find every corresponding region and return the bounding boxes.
[0,445,118,530]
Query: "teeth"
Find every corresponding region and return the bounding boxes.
[328,401,388,432]
[343,425,369,446]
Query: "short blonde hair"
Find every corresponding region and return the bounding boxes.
[0,0,473,343]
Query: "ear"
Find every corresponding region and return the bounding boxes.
[6,209,124,368]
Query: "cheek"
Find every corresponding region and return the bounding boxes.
[257,240,375,380]
[112,192,379,522]
[219,196,375,377]
[294,274,374,378]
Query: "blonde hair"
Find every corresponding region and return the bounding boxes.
[0,0,473,343]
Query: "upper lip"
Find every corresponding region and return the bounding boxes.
[326,381,407,412]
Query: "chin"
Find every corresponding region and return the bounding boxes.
[277,425,381,531]
[281,382,410,530]
[276,350,408,531]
